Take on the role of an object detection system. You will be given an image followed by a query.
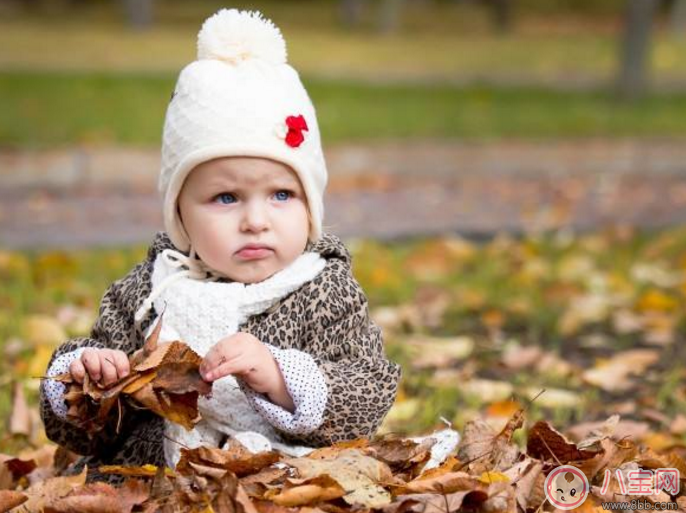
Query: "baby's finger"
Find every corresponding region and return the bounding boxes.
[81,349,102,382]
[111,351,130,379]
[99,353,119,386]
[204,357,249,382]
[69,359,86,384]
[200,351,227,376]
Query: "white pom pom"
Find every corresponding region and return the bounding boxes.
[197,9,287,65]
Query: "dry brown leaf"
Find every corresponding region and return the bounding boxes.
[567,417,650,446]
[130,310,165,369]
[504,459,544,512]
[0,490,28,511]
[154,362,206,394]
[232,479,261,513]
[413,455,461,481]
[9,381,31,437]
[240,467,289,499]
[368,435,433,473]
[253,500,329,513]
[386,489,489,513]
[44,479,149,513]
[458,410,524,475]
[177,444,281,478]
[527,420,599,464]
[582,349,661,392]
[17,466,87,512]
[307,438,370,460]
[54,316,211,436]
[266,475,346,507]
[482,480,516,513]
[394,470,478,494]
[284,448,392,508]
[157,390,201,430]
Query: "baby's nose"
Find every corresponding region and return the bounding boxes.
[241,205,269,231]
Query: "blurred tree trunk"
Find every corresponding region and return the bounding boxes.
[379,0,405,34]
[671,0,686,37]
[490,0,513,34]
[617,0,659,100]
[340,0,366,27]
[122,0,154,30]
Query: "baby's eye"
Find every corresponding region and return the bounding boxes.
[274,190,292,201]
[215,193,236,204]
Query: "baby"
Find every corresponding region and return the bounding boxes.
[39,9,402,484]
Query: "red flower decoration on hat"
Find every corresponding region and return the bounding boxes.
[284,115,309,148]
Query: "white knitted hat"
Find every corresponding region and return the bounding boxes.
[159,9,328,252]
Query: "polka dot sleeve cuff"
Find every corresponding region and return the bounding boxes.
[43,348,87,419]
[241,344,328,435]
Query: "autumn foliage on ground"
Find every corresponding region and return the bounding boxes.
[0,227,685,511]
[1,399,686,511]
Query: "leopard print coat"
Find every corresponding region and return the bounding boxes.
[39,232,401,484]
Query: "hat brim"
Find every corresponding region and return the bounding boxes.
[161,144,324,252]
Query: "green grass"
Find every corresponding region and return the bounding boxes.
[2,3,685,83]
[3,70,686,148]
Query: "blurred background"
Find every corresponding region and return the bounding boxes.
[1,0,686,454]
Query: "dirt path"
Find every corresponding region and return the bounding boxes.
[2,138,686,249]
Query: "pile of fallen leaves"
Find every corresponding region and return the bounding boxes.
[1,410,685,512]
[49,315,212,436]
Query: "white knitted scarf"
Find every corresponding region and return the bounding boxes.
[136,248,326,469]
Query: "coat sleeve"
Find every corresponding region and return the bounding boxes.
[39,260,153,456]
[277,262,402,447]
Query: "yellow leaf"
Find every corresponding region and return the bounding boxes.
[27,345,57,381]
[636,289,679,313]
[642,432,679,451]
[478,471,510,484]
[486,400,523,418]
[122,371,157,394]
[98,464,176,477]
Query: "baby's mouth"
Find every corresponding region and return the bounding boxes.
[236,246,273,260]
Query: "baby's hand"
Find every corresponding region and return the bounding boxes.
[200,333,295,412]
[69,348,130,387]
[200,333,279,393]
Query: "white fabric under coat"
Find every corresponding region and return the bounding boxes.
[145,249,328,468]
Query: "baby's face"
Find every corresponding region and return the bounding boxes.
[177,156,310,284]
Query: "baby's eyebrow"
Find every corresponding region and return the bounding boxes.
[271,181,299,189]
[206,178,298,190]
